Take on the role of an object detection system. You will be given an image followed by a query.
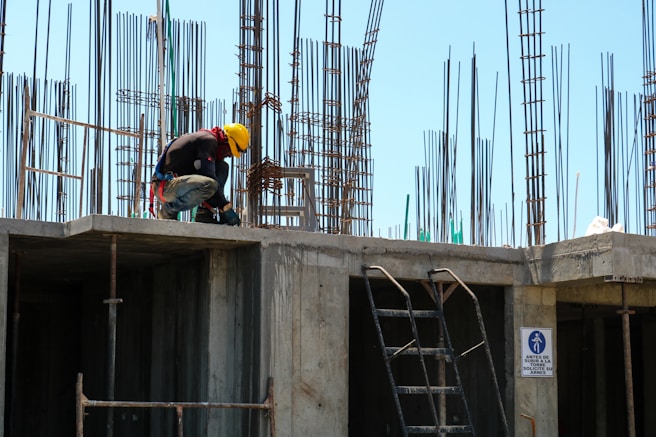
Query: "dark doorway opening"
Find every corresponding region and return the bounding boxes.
[5,284,83,436]
[557,302,656,436]
[4,258,153,437]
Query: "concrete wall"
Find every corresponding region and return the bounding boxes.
[261,242,350,437]
[253,234,522,436]
[207,245,262,436]
[507,285,558,436]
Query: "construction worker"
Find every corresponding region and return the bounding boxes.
[150,123,249,225]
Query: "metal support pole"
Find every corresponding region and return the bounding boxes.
[619,283,636,437]
[76,373,86,437]
[176,406,184,437]
[436,282,446,437]
[104,235,123,437]
[605,275,640,437]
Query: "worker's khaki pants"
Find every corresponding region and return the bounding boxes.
[154,174,218,220]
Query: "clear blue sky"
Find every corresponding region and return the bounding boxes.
[3,1,645,244]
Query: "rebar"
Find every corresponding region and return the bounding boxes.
[2,1,384,235]
[517,0,547,246]
[416,49,497,246]
[643,0,656,233]
[4,0,656,245]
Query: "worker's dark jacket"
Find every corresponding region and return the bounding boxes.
[155,129,232,209]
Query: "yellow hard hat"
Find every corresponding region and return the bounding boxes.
[223,123,250,158]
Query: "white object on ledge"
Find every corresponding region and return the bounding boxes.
[584,216,625,236]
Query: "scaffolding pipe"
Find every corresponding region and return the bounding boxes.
[103,234,122,437]
[17,95,142,220]
[76,373,276,437]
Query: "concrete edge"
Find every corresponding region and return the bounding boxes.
[0,218,66,238]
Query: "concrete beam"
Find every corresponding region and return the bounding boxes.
[557,282,656,307]
[523,233,656,285]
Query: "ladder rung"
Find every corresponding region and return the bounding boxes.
[396,385,462,395]
[385,347,452,359]
[376,309,441,318]
[406,425,473,434]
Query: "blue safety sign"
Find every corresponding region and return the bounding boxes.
[520,327,553,377]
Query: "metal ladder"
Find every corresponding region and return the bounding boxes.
[361,265,510,436]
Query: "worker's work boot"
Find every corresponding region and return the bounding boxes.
[157,207,178,220]
[195,206,219,224]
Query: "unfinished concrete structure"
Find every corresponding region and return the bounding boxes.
[1,1,655,435]
[0,216,654,436]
